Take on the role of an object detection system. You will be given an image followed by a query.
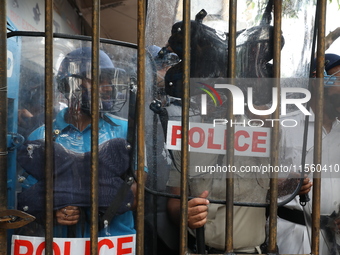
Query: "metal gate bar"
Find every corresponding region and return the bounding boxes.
[179,0,191,254]
[136,0,146,254]
[267,1,282,253]
[44,0,54,254]
[225,0,237,253]
[311,0,327,254]
[0,0,8,254]
[90,0,101,254]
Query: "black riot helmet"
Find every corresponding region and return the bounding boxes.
[235,25,285,105]
[236,25,285,79]
[56,47,128,115]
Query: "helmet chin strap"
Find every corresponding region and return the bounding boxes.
[66,108,91,131]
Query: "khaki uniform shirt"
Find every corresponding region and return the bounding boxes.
[167,150,270,252]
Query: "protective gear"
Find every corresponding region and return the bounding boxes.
[325,53,340,73]
[147,45,180,69]
[236,25,284,79]
[165,9,230,99]
[16,138,134,217]
[321,54,340,87]
[235,25,285,105]
[56,47,128,115]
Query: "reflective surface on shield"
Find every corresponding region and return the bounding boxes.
[9,34,139,237]
[144,0,316,208]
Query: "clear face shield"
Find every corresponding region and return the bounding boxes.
[57,55,129,116]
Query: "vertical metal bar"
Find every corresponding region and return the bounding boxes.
[267,1,282,253]
[136,0,146,255]
[225,0,237,253]
[180,0,190,255]
[312,1,327,254]
[227,1,237,78]
[0,0,8,254]
[90,0,100,254]
[44,0,54,254]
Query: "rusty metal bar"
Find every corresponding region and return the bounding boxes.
[90,0,100,254]
[44,0,54,254]
[311,1,327,254]
[136,1,146,255]
[227,0,237,79]
[225,0,237,253]
[267,1,282,253]
[0,0,8,254]
[179,0,191,254]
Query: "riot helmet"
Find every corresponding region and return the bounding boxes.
[56,47,128,115]
[236,25,284,79]
[312,54,340,84]
[322,54,340,86]
[235,25,285,105]
[148,45,180,70]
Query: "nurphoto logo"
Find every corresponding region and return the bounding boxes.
[200,83,311,116]
[194,78,312,128]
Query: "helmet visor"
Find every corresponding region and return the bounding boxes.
[58,60,129,114]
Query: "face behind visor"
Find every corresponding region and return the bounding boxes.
[56,47,128,116]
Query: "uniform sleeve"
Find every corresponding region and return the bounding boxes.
[166,150,181,187]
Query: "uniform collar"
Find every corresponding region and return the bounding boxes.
[308,109,340,133]
[54,108,106,132]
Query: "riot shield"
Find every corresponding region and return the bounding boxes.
[8,32,143,252]
[144,0,317,253]
[144,0,316,210]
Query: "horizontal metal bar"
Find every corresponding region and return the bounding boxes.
[7,31,137,49]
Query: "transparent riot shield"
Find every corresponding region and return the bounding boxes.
[144,0,316,208]
[144,0,317,253]
[302,88,340,255]
[8,32,141,253]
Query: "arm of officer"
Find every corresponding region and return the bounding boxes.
[167,187,210,229]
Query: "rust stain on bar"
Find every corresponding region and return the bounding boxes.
[267,1,282,253]
[44,0,54,254]
[312,1,327,254]
[179,0,191,255]
[90,0,100,254]
[136,1,146,255]
[225,0,237,253]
